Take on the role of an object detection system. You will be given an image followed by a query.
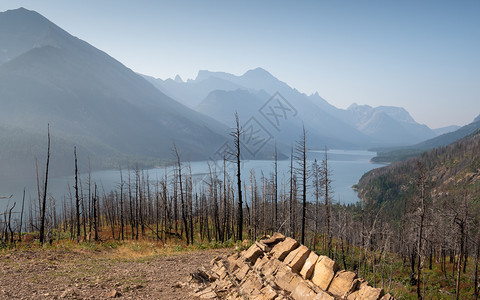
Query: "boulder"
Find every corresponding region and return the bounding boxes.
[255,241,271,252]
[291,281,317,300]
[234,263,250,281]
[357,284,384,300]
[227,253,240,272]
[327,270,357,297]
[260,232,286,245]
[271,237,299,261]
[239,274,264,295]
[274,264,304,293]
[260,284,278,300]
[300,251,319,280]
[310,255,338,290]
[191,233,395,300]
[260,257,282,278]
[284,245,310,273]
[313,290,335,300]
[244,243,264,264]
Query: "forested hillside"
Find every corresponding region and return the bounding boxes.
[372,116,480,163]
[356,129,480,298]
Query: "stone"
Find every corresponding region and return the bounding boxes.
[244,243,264,264]
[210,256,221,266]
[300,251,319,280]
[234,263,250,281]
[194,287,217,299]
[260,232,286,245]
[327,270,357,297]
[260,257,282,277]
[310,255,338,291]
[254,255,268,271]
[285,245,310,273]
[347,291,359,300]
[227,253,240,272]
[291,281,317,300]
[107,289,121,298]
[313,290,335,300]
[260,284,278,300]
[274,264,304,293]
[239,274,264,294]
[271,237,299,261]
[256,241,271,252]
[357,284,384,300]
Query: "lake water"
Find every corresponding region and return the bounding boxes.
[1,150,384,213]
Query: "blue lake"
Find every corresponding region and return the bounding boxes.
[1,149,384,212]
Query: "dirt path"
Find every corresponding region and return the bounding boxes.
[0,247,232,299]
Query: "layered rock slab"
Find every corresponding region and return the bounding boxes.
[189,233,393,300]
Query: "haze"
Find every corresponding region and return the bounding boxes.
[0,0,479,128]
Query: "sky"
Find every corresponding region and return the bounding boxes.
[1,0,479,128]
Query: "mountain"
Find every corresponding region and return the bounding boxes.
[143,73,245,108]
[195,87,373,150]
[343,104,436,146]
[372,115,480,163]
[356,129,480,210]
[0,8,229,179]
[433,125,461,136]
[475,114,480,123]
[149,68,436,149]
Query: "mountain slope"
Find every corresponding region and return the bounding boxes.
[149,68,436,149]
[195,87,374,150]
[433,125,461,136]
[357,129,480,209]
[0,8,228,179]
[372,117,480,163]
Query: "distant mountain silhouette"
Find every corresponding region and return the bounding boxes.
[0,8,228,179]
[372,115,480,162]
[433,125,461,136]
[149,68,437,149]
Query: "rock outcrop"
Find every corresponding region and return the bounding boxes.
[190,233,394,299]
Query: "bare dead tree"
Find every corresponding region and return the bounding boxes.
[295,125,307,244]
[173,144,189,244]
[39,124,51,245]
[415,161,427,300]
[18,188,25,242]
[74,147,81,242]
[231,112,243,241]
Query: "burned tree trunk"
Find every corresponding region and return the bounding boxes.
[39,124,51,245]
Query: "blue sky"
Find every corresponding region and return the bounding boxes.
[1,0,479,128]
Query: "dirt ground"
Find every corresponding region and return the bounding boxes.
[0,246,232,299]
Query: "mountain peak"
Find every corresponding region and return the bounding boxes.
[243,67,274,78]
[474,114,480,123]
[1,7,46,21]
[174,74,183,83]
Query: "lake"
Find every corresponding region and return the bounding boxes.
[1,149,384,213]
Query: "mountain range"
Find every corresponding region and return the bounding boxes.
[372,114,480,163]
[0,7,468,180]
[146,68,441,150]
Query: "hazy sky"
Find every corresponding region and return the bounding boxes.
[1,1,479,128]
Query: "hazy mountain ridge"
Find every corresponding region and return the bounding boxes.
[150,68,437,149]
[433,125,461,136]
[356,129,480,208]
[0,8,230,180]
[372,116,480,163]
